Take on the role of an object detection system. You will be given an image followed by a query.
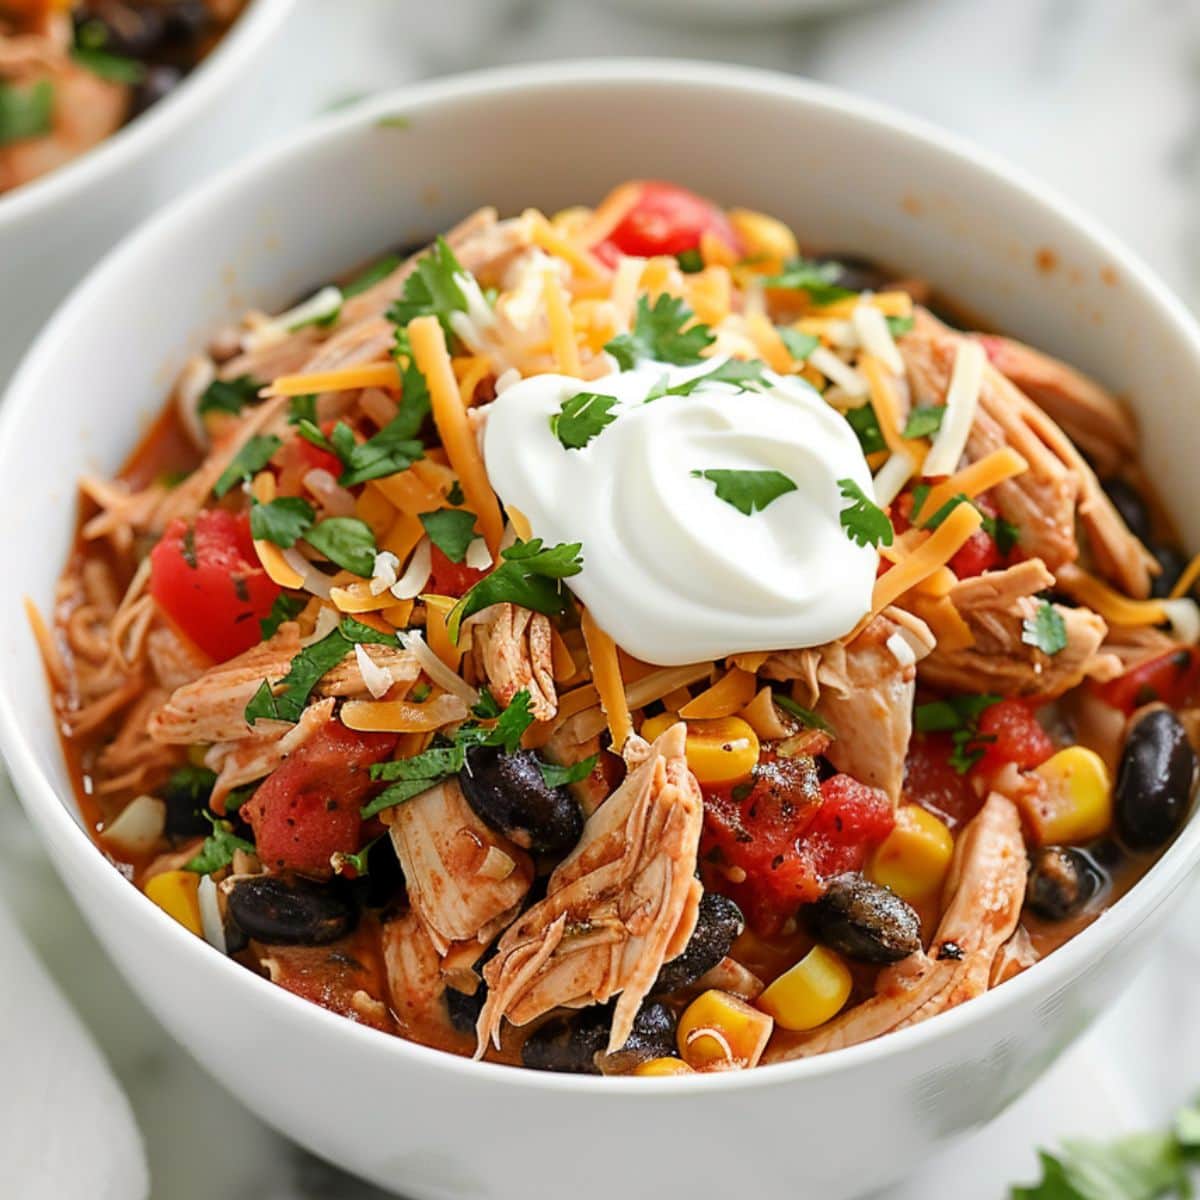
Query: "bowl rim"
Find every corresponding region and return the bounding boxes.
[0,0,295,225]
[4,56,1200,1097]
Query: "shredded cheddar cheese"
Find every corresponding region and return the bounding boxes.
[921,447,1029,516]
[580,608,632,751]
[679,668,757,719]
[265,362,401,397]
[542,270,582,377]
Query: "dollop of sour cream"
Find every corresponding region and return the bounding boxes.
[482,359,879,665]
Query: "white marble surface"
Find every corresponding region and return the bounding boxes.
[6,0,1200,1196]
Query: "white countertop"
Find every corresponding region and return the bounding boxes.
[6,0,1200,1195]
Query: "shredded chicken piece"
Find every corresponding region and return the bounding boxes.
[765,793,1026,1061]
[918,559,1121,698]
[815,608,935,804]
[145,625,209,692]
[384,779,534,957]
[476,723,703,1056]
[381,911,450,1035]
[990,924,1039,987]
[471,603,557,721]
[976,334,1137,477]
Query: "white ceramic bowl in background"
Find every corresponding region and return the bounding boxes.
[2,60,1199,1200]
[0,0,294,385]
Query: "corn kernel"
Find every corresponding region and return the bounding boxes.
[728,209,799,263]
[868,804,954,903]
[634,1057,695,1077]
[756,945,852,1031]
[677,989,774,1071]
[638,714,760,785]
[1025,746,1113,845]
[144,870,203,937]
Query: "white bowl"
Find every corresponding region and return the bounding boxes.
[3,60,1199,1200]
[0,0,294,385]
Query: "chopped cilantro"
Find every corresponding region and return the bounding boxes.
[448,539,583,642]
[71,46,145,84]
[837,478,894,548]
[539,754,599,788]
[446,480,465,506]
[197,375,260,417]
[287,394,318,426]
[332,833,385,877]
[0,79,53,146]
[386,236,469,340]
[605,294,715,369]
[551,391,619,449]
[304,517,377,577]
[343,254,401,298]
[1022,601,1068,656]
[844,404,887,455]
[184,812,254,876]
[692,468,798,517]
[902,405,945,439]
[297,408,425,488]
[886,315,915,338]
[915,694,1001,774]
[259,593,305,640]
[777,327,820,361]
[472,688,502,719]
[984,513,1020,555]
[249,497,314,547]
[774,695,836,736]
[651,358,767,400]
[676,248,704,273]
[762,258,854,305]
[213,435,281,499]
[419,508,477,563]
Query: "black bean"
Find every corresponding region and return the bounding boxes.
[161,0,213,43]
[459,745,583,856]
[1151,544,1189,600]
[445,984,485,1035]
[227,875,357,946]
[808,873,922,964]
[131,65,183,117]
[347,837,406,911]
[652,892,744,996]
[1025,846,1106,921]
[520,1001,676,1075]
[1101,478,1154,545]
[161,765,217,840]
[1115,708,1197,850]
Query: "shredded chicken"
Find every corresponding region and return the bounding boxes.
[765,793,1026,1061]
[471,602,557,721]
[384,779,534,957]
[382,911,450,1035]
[919,559,1121,698]
[476,723,703,1056]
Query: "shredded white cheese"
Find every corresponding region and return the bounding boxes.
[1163,598,1200,645]
[242,286,344,353]
[873,448,915,507]
[301,604,340,645]
[283,548,333,600]
[397,628,480,706]
[495,367,522,394]
[609,255,647,331]
[175,355,215,449]
[369,550,400,596]
[464,537,493,571]
[923,341,985,477]
[886,631,917,668]
[354,643,393,700]
[197,875,227,955]
[809,346,868,398]
[389,538,432,601]
[852,304,904,375]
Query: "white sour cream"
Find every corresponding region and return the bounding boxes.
[481,360,879,665]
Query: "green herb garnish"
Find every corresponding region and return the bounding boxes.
[259,593,305,640]
[304,517,378,578]
[184,812,254,876]
[777,328,820,361]
[551,392,619,449]
[539,754,599,788]
[197,375,260,417]
[344,254,401,298]
[774,695,836,737]
[249,497,315,547]
[762,258,853,306]
[605,294,715,369]
[844,404,887,455]
[837,478,894,548]
[0,79,54,147]
[419,508,477,563]
[213,435,281,499]
[1022,601,1068,656]
[386,236,469,340]
[915,694,1001,774]
[902,405,945,439]
[692,468,798,517]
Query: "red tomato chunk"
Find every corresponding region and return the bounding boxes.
[595,181,741,264]
[428,544,487,598]
[974,699,1054,775]
[1094,648,1200,714]
[702,756,893,935]
[149,509,280,662]
[243,723,397,877]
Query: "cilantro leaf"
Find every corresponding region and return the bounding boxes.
[249,497,315,547]
[1022,601,1068,656]
[902,405,945,439]
[197,375,260,417]
[448,539,583,642]
[419,508,477,563]
[343,254,401,298]
[1012,1135,1187,1200]
[446,480,465,506]
[777,327,820,361]
[692,468,798,517]
[247,619,397,724]
[837,478,894,548]
[213,435,281,499]
[774,695,836,737]
[915,694,1001,775]
[0,79,54,146]
[332,833,385,877]
[922,492,973,531]
[676,248,704,273]
[887,315,915,337]
[762,258,854,306]
[287,394,317,426]
[488,690,534,753]
[185,812,254,876]
[386,236,469,338]
[656,358,768,399]
[844,404,887,455]
[604,294,715,369]
[259,593,305,640]
[984,513,1020,555]
[338,420,425,488]
[551,392,619,449]
[539,754,599,788]
[304,517,377,577]
[71,46,145,84]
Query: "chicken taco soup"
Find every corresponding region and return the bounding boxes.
[34,180,1200,1076]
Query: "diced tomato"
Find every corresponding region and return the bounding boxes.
[428,544,487,598]
[296,435,343,479]
[701,757,893,935]
[242,722,397,877]
[594,181,741,266]
[949,528,1003,578]
[149,509,280,662]
[974,699,1054,775]
[903,732,980,830]
[1094,648,1200,714]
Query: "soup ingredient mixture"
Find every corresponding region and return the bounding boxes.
[36,179,1200,1076]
